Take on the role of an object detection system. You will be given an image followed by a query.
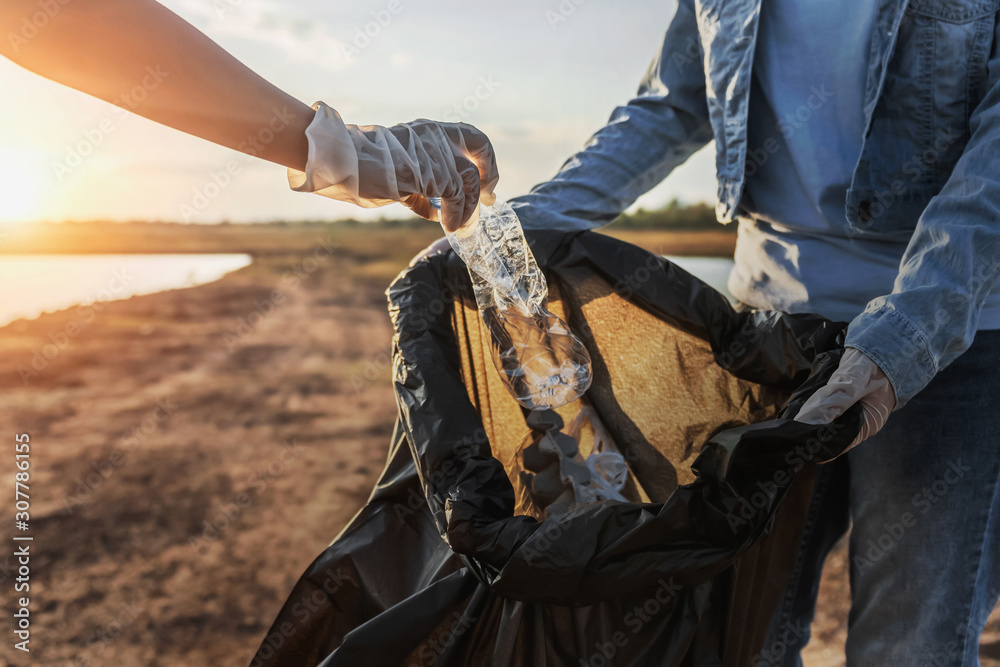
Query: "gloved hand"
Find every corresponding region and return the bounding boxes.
[288,102,499,232]
[794,347,897,451]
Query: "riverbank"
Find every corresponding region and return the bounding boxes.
[0,223,995,665]
[0,219,739,257]
[0,228,431,665]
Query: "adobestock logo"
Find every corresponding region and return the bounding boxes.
[339,0,409,63]
[5,0,71,54]
[442,76,501,123]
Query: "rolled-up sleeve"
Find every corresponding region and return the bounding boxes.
[510,0,713,232]
[845,17,1000,407]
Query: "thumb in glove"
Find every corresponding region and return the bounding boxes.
[794,347,897,451]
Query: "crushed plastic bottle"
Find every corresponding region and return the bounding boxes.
[431,197,592,410]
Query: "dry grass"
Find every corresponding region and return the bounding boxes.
[0,220,736,259]
[600,228,736,257]
[0,222,995,665]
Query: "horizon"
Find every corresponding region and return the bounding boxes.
[0,0,718,227]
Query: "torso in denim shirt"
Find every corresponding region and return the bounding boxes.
[695,0,1000,325]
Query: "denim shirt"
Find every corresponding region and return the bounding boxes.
[510,0,1000,407]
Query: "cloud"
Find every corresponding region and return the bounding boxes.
[169,0,351,71]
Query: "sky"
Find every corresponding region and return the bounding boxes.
[0,0,717,224]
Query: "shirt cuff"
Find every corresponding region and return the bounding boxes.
[843,303,938,409]
[509,197,603,233]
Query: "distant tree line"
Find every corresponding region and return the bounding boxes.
[614,199,731,231]
[316,198,728,231]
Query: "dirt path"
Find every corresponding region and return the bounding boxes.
[0,225,996,665]
[0,229,437,666]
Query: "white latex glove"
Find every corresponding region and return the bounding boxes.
[288,102,499,232]
[795,347,897,450]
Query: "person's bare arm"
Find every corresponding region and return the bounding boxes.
[0,0,500,229]
[0,0,314,170]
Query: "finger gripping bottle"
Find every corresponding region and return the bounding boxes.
[433,198,592,410]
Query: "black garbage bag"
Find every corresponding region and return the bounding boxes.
[251,229,862,667]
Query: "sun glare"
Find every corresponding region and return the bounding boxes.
[0,146,47,223]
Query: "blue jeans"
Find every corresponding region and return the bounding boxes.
[762,329,1000,667]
